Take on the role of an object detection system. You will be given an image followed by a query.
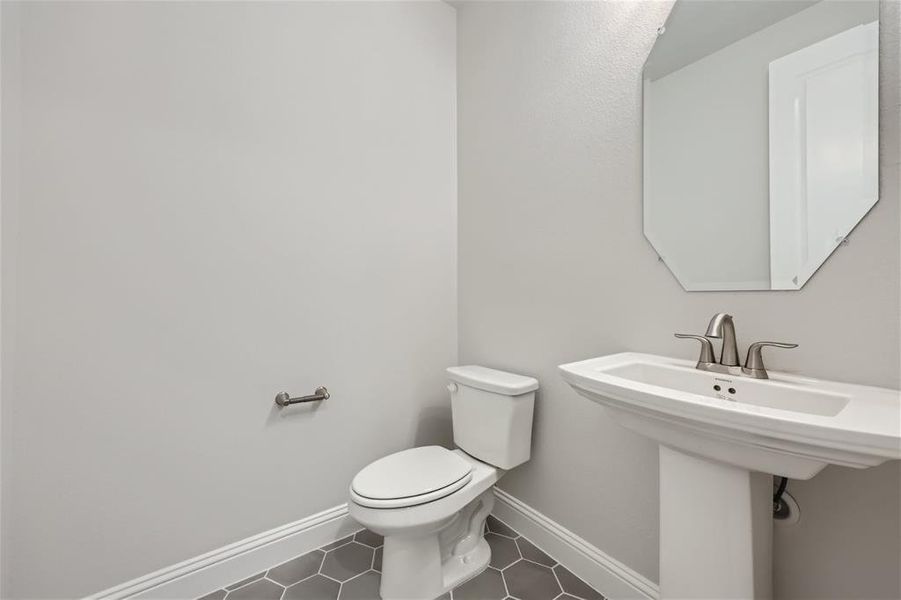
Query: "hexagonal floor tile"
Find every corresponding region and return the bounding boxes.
[267,550,324,586]
[192,519,607,600]
[372,546,382,572]
[226,578,285,600]
[320,542,374,582]
[283,574,340,600]
[486,515,518,538]
[486,533,520,569]
[553,565,605,600]
[225,572,265,591]
[503,559,561,600]
[514,537,556,567]
[452,567,507,600]
[321,535,354,551]
[338,571,380,600]
[353,529,384,548]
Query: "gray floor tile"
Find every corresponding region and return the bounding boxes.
[486,533,520,569]
[321,542,375,582]
[224,572,265,592]
[283,574,340,600]
[553,566,605,600]
[321,535,354,551]
[226,578,284,600]
[452,567,507,600]
[338,570,380,600]
[195,516,605,600]
[353,529,384,548]
[514,537,556,568]
[268,550,325,586]
[486,515,519,538]
[503,560,561,600]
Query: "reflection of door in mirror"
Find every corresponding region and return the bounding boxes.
[642,0,879,291]
[769,22,878,290]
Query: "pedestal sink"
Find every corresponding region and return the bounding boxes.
[559,352,901,600]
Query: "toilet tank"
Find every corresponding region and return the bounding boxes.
[446,366,539,470]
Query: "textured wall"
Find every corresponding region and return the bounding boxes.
[457,1,900,598]
[1,2,456,597]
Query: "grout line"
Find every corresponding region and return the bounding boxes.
[500,558,519,572]
[551,565,566,597]
[205,521,601,600]
[322,540,354,553]
[519,532,560,568]
[499,564,511,598]
[286,572,319,588]
[341,570,369,585]
[489,515,522,539]
[520,557,554,570]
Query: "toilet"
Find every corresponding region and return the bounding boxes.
[348,365,538,600]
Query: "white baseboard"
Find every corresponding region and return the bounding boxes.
[87,504,358,600]
[88,490,658,600]
[492,488,660,600]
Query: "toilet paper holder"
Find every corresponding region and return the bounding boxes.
[275,386,330,407]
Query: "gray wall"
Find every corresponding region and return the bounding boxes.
[457,1,900,598]
[0,2,456,597]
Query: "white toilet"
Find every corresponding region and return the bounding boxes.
[348,365,538,600]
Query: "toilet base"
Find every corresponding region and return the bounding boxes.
[379,490,495,600]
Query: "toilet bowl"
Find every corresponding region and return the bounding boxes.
[348,366,538,600]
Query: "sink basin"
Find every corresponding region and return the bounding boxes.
[560,352,901,599]
[601,360,849,416]
[559,352,900,479]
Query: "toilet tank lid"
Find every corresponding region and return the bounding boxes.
[447,365,539,395]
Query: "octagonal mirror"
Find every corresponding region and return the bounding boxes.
[643,0,879,291]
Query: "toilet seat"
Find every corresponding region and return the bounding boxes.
[351,446,473,509]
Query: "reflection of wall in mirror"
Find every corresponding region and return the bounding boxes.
[644,0,878,291]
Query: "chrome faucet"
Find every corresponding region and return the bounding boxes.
[705,313,739,366]
[675,313,797,379]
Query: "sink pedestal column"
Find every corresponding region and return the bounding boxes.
[659,445,773,600]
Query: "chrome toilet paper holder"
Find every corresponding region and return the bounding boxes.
[274,386,330,407]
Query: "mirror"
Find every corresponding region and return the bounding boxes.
[643,0,879,291]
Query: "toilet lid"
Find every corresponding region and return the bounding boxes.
[351,446,473,508]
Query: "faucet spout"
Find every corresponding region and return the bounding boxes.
[705,313,739,366]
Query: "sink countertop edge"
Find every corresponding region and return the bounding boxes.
[558,352,901,461]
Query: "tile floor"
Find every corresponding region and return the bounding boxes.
[198,516,605,600]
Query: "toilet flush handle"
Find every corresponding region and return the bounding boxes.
[447,383,458,394]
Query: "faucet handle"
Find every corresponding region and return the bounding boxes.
[743,341,798,379]
[675,333,717,366]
